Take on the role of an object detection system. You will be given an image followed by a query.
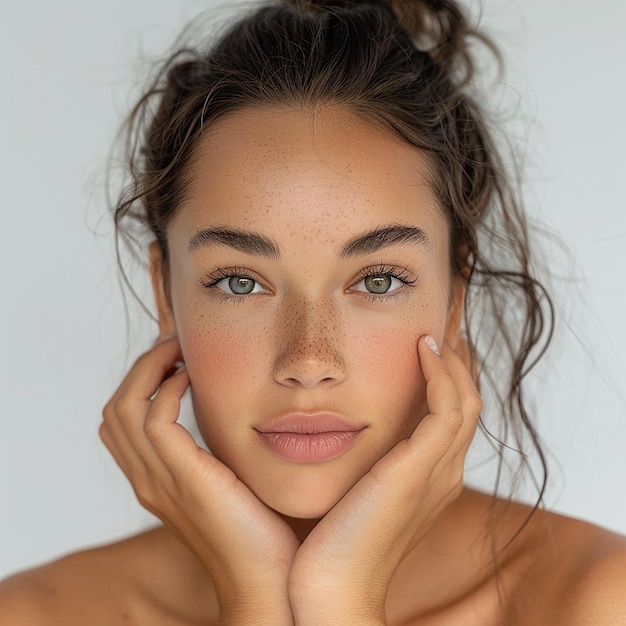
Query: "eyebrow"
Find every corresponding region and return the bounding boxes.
[188,227,280,259]
[187,223,431,259]
[339,224,431,258]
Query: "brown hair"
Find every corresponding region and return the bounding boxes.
[113,0,554,526]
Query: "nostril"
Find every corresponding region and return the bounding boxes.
[274,356,346,388]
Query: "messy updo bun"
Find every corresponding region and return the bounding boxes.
[286,0,494,84]
[114,0,553,527]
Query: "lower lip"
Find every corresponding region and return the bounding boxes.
[256,430,363,462]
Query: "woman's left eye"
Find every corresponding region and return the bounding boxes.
[353,274,405,295]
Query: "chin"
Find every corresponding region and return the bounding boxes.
[248,460,370,521]
[267,492,339,520]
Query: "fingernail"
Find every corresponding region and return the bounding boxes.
[425,335,440,355]
[174,360,186,373]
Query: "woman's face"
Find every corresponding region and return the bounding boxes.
[155,105,461,519]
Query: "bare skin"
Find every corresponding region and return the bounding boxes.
[2,106,625,624]
[2,491,626,625]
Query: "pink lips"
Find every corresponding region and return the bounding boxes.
[255,413,366,462]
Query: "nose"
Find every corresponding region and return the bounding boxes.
[273,296,346,388]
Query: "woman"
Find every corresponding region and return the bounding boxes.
[2,0,625,623]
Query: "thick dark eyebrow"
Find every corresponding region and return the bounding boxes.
[339,224,431,258]
[187,227,280,259]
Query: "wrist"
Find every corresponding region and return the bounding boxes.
[290,588,386,626]
[292,606,386,626]
[289,572,388,626]
[218,602,294,626]
[218,586,294,626]
[219,607,294,626]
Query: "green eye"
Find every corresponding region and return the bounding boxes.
[229,276,256,294]
[201,269,269,297]
[364,275,393,294]
[352,268,411,298]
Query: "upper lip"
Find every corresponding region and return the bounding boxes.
[254,412,367,435]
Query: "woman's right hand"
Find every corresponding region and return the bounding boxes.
[100,335,298,625]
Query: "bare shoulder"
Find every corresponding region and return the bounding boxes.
[0,526,216,626]
[549,514,626,625]
[0,540,119,625]
[0,563,58,625]
[517,508,626,625]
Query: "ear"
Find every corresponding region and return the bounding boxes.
[149,241,177,339]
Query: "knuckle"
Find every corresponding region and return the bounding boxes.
[133,482,157,513]
[101,400,115,422]
[445,407,464,434]
[112,395,136,419]
[98,422,109,444]
[132,481,156,511]
[464,390,483,417]
[143,415,161,442]
[133,350,152,369]
[133,476,174,517]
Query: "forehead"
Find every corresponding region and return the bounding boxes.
[172,105,447,246]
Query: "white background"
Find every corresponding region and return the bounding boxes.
[1,0,625,579]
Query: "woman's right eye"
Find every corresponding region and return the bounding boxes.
[214,275,267,296]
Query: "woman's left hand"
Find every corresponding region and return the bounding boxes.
[288,336,482,625]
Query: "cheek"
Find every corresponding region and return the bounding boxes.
[174,304,273,461]
[178,291,264,358]
[358,335,423,440]
[345,287,447,419]
[176,304,270,411]
[184,324,256,380]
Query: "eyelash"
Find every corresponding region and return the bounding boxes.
[350,264,417,302]
[199,267,269,303]
[199,264,417,302]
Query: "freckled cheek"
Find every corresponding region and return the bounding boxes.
[346,296,447,424]
[174,306,274,460]
[175,305,270,398]
[348,325,421,418]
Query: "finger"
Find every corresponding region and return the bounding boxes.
[113,334,183,405]
[144,368,244,502]
[429,345,481,477]
[453,336,477,380]
[102,367,192,513]
[143,367,206,473]
[101,390,169,485]
[100,407,163,500]
[105,337,183,459]
[101,338,184,486]
[149,364,191,423]
[145,366,192,439]
[100,416,158,489]
[441,342,482,437]
[415,336,464,448]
